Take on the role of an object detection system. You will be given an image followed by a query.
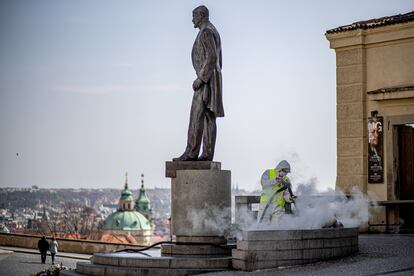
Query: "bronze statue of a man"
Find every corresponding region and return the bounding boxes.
[174,5,224,162]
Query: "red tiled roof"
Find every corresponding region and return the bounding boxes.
[99,233,138,244]
[326,11,414,34]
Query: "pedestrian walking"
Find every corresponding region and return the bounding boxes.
[49,237,58,265]
[37,236,49,264]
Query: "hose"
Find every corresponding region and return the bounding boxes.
[113,241,229,254]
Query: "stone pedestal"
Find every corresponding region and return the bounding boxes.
[166,161,221,178]
[166,161,231,245]
[61,162,233,276]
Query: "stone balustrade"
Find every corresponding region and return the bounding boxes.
[0,232,147,254]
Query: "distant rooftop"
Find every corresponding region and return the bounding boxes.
[326,11,414,34]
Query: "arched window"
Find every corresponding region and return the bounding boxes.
[128,203,131,209]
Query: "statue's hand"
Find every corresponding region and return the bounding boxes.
[192,78,203,91]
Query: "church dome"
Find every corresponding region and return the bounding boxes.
[102,210,151,231]
[101,172,151,231]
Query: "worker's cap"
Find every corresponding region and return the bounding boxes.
[276,160,291,173]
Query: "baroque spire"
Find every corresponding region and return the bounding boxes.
[124,171,128,190]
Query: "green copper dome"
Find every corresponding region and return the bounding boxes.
[102,210,151,231]
[102,172,151,231]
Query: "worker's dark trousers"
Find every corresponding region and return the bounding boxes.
[40,251,46,263]
[51,253,56,264]
[285,203,293,214]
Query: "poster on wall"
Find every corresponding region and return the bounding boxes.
[368,114,384,183]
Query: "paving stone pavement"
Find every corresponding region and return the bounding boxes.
[202,234,414,276]
[0,234,413,276]
[0,251,81,276]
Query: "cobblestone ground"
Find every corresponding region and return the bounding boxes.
[204,234,414,276]
[0,234,413,276]
[0,252,80,276]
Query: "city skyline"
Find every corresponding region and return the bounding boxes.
[1,1,413,191]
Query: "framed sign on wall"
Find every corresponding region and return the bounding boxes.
[368,112,384,184]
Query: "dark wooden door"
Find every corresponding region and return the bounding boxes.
[399,125,414,200]
[398,125,414,229]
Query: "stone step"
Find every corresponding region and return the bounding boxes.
[92,253,232,269]
[232,258,313,271]
[236,236,358,251]
[175,236,227,244]
[161,243,232,255]
[76,261,230,276]
[232,245,358,262]
[241,227,358,241]
[60,269,88,276]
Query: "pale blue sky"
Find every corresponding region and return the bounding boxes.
[1,1,413,191]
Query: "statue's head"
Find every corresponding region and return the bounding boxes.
[192,5,209,28]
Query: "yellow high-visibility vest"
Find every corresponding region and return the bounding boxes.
[259,168,289,207]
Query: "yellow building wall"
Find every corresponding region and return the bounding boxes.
[327,21,414,202]
[366,40,414,92]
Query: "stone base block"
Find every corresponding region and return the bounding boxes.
[175,235,227,245]
[233,228,359,271]
[161,243,231,255]
[171,169,231,238]
[166,161,221,178]
[236,236,358,251]
[73,251,232,275]
[233,245,357,262]
[76,261,229,276]
[232,259,312,271]
[92,252,231,269]
[241,228,358,241]
[232,248,303,261]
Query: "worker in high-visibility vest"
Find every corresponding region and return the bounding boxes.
[257,160,296,223]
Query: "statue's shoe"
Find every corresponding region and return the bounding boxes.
[172,154,197,161]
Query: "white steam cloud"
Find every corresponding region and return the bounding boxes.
[246,181,374,231]
[186,204,231,236]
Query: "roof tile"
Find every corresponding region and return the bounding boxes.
[326,11,414,34]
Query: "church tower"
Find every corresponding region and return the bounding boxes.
[135,173,151,220]
[119,172,134,211]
